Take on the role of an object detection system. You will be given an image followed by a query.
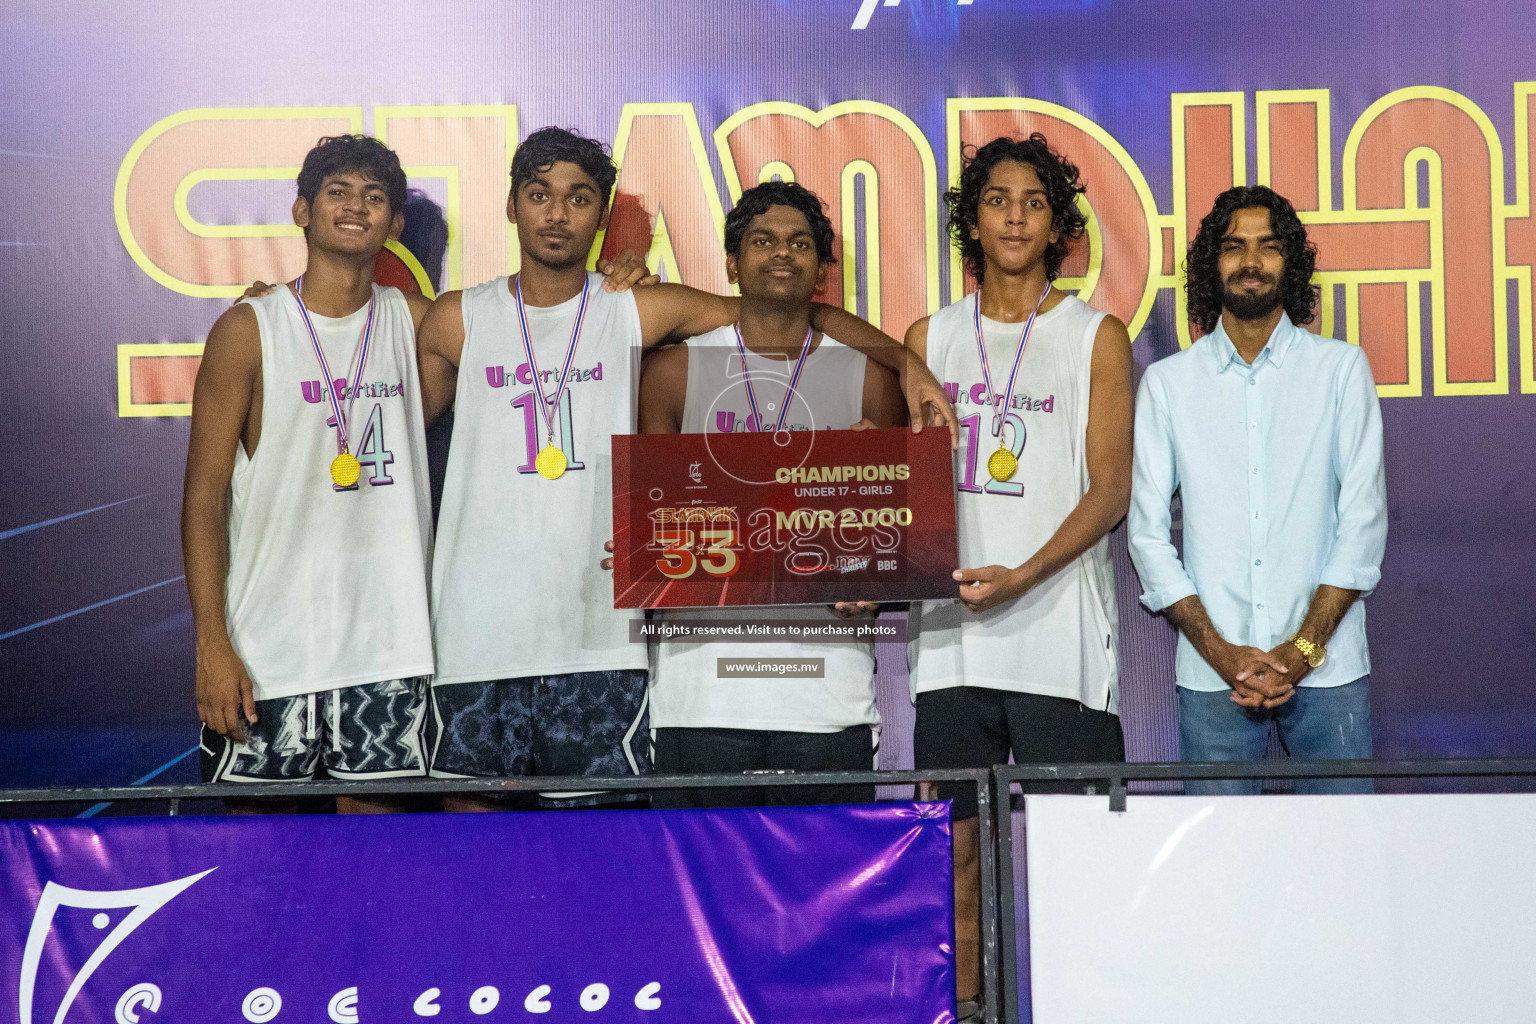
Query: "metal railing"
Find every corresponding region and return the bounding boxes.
[7,757,1536,1024]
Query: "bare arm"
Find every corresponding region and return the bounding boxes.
[814,304,910,379]
[403,290,432,333]
[638,344,687,435]
[858,352,907,429]
[814,304,957,447]
[602,343,687,572]
[953,316,1135,613]
[1008,316,1133,584]
[1296,584,1359,646]
[632,283,739,349]
[417,291,465,426]
[903,315,931,364]
[182,304,261,739]
[1162,595,1228,670]
[830,366,903,620]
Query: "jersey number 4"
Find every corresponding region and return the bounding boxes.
[333,403,395,491]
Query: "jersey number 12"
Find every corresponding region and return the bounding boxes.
[958,412,1025,498]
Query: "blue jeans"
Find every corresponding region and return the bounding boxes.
[1178,676,1372,795]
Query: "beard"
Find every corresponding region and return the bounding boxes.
[522,245,588,273]
[1221,271,1284,321]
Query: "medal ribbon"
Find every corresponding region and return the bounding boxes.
[514,274,591,447]
[731,324,814,433]
[972,281,1052,437]
[293,276,377,454]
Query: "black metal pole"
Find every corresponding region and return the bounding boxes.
[992,770,1021,1024]
[974,772,1000,1024]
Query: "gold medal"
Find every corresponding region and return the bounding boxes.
[535,444,568,480]
[331,451,362,487]
[987,445,1018,482]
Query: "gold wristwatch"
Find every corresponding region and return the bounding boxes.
[1289,633,1327,669]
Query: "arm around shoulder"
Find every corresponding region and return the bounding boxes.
[633,283,738,348]
[813,303,903,368]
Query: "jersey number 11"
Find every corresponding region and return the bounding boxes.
[512,389,585,475]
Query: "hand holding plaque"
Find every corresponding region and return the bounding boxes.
[611,426,957,608]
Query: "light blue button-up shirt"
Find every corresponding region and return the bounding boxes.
[1128,314,1387,692]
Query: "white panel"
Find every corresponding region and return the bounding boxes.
[1025,794,1536,1024]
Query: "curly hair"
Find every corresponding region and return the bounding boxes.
[510,126,618,209]
[297,135,408,216]
[723,180,838,265]
[944,133,1087,284]
[1184,185,1318,333]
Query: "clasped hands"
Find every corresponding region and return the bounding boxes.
[1217,638,1313,709]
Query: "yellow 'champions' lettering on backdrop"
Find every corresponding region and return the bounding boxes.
[116,83,1536,418]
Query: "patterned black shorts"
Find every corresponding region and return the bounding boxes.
[429,670,650,789]
[201,677,430,782]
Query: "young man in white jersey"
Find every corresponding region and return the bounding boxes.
[635,181,904,808]
[905,134,1135,1013]
[184,135,435,811]
[418,129,954,809]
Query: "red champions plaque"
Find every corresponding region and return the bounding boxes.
[612,427,958,608]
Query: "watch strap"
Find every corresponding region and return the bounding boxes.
[1288,632,1326,667]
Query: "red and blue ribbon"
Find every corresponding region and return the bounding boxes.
[293,276,377,454]
[972,280,1051,438]
[514,274,591,447]
[731,323,814,433]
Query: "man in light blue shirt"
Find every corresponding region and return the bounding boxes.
[1128,185,1387,795]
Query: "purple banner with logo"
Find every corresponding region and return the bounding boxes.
[2,804,955,1024]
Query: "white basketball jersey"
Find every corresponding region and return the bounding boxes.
[648,326,880,733]
[909,292,1120,713]
[431,273,645,685]
[225,284,434,702]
